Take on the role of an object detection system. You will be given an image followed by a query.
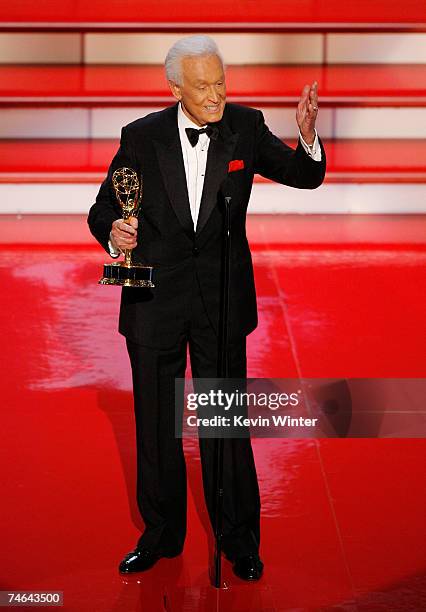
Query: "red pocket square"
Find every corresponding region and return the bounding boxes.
[228,159,244,173]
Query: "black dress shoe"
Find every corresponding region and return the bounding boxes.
[232,554,264,581]
[118,547,181,574]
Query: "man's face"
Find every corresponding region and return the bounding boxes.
[169,54,226,126]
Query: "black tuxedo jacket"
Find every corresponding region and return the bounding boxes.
[88,102,326,349]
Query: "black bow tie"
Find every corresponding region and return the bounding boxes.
[185,125,219,147]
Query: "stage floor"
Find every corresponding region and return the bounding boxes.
[1,214,425,611]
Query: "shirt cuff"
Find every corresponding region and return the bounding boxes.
[108,237,121,258]
[299,128,322,162]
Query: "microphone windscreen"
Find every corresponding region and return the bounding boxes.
[220,176,236,201]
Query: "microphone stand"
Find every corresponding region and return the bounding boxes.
[212,193,232,588]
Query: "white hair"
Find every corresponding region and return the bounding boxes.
[165,35,224,85]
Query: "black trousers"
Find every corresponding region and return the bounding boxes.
[126,273,261,560]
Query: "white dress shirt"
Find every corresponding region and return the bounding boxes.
[108,105,322,256]
[177,102,211,231]
[299,128,322,162]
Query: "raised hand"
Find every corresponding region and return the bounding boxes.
[296,81,319,144]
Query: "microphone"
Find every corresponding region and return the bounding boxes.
[220,176,236,207]
[220,176,236,212]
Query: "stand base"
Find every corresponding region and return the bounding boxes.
[99,261,154,288]
[164,585,275,611]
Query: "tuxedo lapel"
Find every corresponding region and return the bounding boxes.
[153,105,194,239]
[152,103,239,239]
[196,117,239,236]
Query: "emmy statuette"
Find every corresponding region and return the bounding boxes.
[99,167,154,288]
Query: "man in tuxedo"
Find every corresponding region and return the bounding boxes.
[88,35,326,581]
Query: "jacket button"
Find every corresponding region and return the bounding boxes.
[192,246,199,257]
